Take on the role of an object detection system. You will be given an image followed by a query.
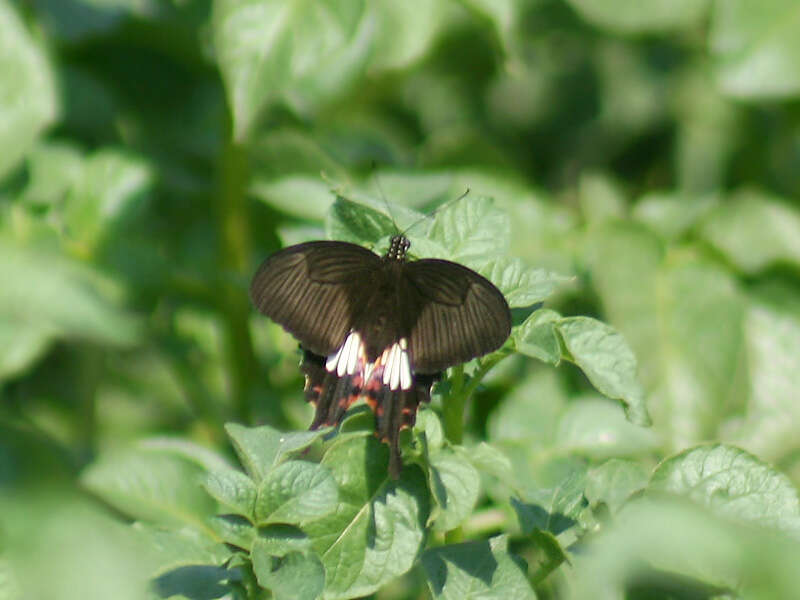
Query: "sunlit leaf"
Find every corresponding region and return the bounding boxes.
[421,535,536,600]
[302,434,429,599]
[254,461,338,525]
[513,308,562,364]
[225,423,324,483]
[478,259,570,308]
[81,447,217,530]
[427,447,481,532]
[252,545,324,600]
[556,397,659,458]
[566,0,710,33]
[204,467,257,518]
[649,444,800,532]
[212,0,370,139]
[0,0,58,181]
[585,459,649,514]
[724,300,800,460]
[568,497,800,599]
[0,238,140,346]
[556,317,650,426]
[699,190,800,273]
[134,524,232,576]
[711,0,800,98]
[586,222,746,448]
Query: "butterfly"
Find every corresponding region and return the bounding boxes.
[250,232,511,477]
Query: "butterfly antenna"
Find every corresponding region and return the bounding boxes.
[370,163,401,235]
[400,187,471,238]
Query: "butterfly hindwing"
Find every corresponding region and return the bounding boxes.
[250,241,381,356]
[301,350,365,430]
[404,259,511,373]
[365,372,438,478]
[303,346,438,478]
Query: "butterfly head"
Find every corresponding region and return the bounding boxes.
[385,235,410,262]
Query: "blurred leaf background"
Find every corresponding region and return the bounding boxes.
[3,0,800,598]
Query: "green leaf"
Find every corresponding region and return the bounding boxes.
[632,193,718,240]
[585,222,746,449]
[254,461,338,525]
[649,444,800,531]
[698,190,800,273]
[488,369,567,446]
[225,423,323,482]
[672,66,741,195]
[421,535,536,600]
[302,435,430,599]
[556,317,650,427]
[464,442,514,483]
[326,192,432,245]
[428,447,481,532]
[556,397,660,459]
[370,1,448,71]
[0,558,20,600]
[249,127,348,180]
[337,404,377,434]
[20,142,85,207]
[252,544,325,600]
[326,195,397,245]
[359,170,454,210]
[585,459,650,514]
[0,490,156,600]
[578,172,626,224]
[415,407,445,451]
[566,0,710,33]
[725,301,800,460]
[567,496,800,599]
[152,565,238,600]
[459,0,517,53]
[429,196,510,262]
[23,0,131,42]
[478,258,570,308]
[81,447,217,530]
[0,0,58,181]
[210,515,255,550]
[256,524,312,557]
[204,467,257,518]
[212,0,370,140]
[251,176,335,221]
[63,148,153,254]
[513,308,562,364]
[133,524,232,576]
[0,319,51,382]
[528,529,569,584]
[138,438,234,473]
[710,0,800,98]
[513,469,587,536]
[0,238,140,346]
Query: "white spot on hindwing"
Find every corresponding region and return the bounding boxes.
[326,333,413,391]
[380,337,412,391]
[326,331,366,376]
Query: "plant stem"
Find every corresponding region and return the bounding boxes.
[76,345,101,462]
[440,352,511,544]
[216,140,261,424]
[442,365,465,445]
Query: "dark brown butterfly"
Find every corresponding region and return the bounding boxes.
[250,234,511,477]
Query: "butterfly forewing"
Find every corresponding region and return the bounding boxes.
[249,241,380,356]
[405,259,511,373]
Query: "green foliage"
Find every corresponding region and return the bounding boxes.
[3,0,800,598]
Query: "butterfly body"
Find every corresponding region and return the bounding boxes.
[251,234,511,476]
